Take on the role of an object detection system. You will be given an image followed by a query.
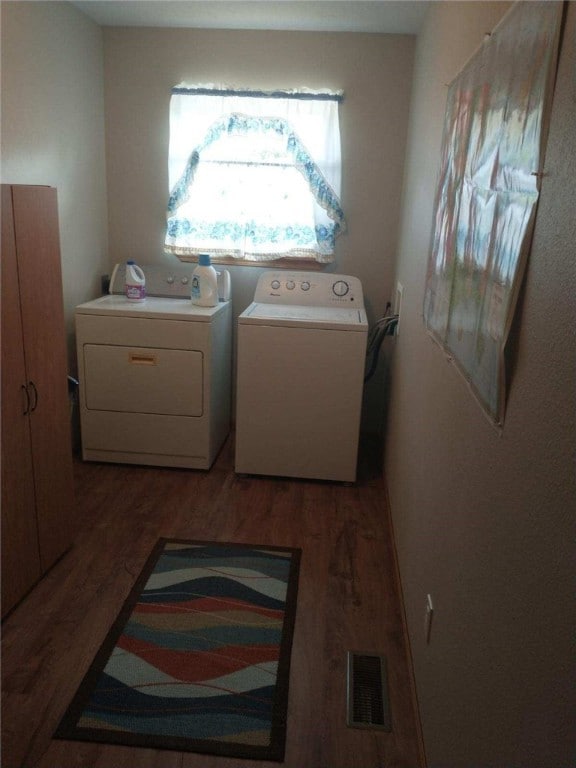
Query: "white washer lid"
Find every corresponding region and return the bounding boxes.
[75,295,227,321]
[239,302,367,331]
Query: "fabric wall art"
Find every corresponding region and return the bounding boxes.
[423,1,564,426]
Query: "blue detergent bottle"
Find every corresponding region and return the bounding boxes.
[190,254,218,307]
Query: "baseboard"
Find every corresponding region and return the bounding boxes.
[383,479,427,768]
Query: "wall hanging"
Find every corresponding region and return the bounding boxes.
[423,0,564,427]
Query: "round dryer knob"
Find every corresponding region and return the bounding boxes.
[332,280,350,297]
[301,281,311,291]
[286,280,295,290]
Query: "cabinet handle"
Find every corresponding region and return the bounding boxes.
[28,381,38,412]
[22,384,31,415]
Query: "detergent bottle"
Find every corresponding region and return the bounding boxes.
[217,269,231,301]
[190,253,218,307]
[125,260,146,302]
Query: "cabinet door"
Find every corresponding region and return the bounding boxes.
[11,186,74,572]
[1,186,42,616]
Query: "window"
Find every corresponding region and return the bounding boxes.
[164,86,346,264]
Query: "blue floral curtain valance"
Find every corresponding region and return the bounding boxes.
[164,85,346,262]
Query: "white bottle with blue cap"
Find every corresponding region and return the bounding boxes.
[191,253,218,307]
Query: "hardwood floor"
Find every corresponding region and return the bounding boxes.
[1,435,423,768]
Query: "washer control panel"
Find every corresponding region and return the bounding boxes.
[255,271,364,308]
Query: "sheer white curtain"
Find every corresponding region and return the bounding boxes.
[165,86,345,262]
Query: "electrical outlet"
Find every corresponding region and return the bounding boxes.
[425,594,434,644]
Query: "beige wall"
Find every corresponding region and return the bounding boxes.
[5,4,573,763]
[385,2,575,766]
[0,1,109,366]
[102,27,415,427]
[1,9,415,426]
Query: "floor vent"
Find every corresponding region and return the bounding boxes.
[346,652,391,731]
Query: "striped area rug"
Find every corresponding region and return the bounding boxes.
[56,539,301,761]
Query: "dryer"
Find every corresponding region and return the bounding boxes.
[235,271,368,482]
[75,263,231,469]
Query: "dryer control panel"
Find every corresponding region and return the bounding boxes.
[254,271,364,308]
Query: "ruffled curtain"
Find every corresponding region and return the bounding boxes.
[165,86,345,262]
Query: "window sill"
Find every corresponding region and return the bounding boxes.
[176,254,330,271]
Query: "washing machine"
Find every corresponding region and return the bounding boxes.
[75,263,231,469]
[235,271,368,482]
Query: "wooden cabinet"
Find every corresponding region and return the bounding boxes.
[1,184,75,618]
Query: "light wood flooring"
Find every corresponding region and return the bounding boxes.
[2,434,423,768]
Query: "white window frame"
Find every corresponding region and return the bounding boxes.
[164,85,346,266]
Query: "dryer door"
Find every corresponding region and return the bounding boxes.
[83,344,203,416]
